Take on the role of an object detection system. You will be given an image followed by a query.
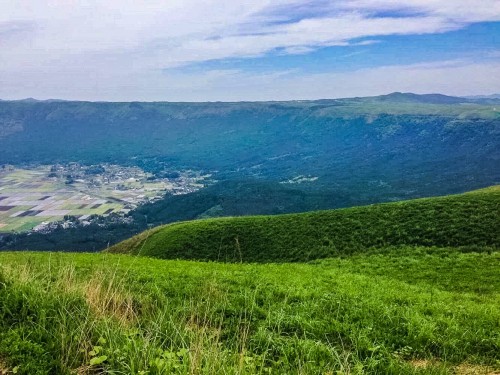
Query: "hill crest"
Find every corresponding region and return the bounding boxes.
[108,186,500,262]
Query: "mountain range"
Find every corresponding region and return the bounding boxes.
[0,92,499,250]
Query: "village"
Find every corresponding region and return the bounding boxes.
[0,163,211,233]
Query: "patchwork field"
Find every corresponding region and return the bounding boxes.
[0,166,207,233]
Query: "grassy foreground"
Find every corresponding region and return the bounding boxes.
[109,186,500,262]
[1,247,499,374]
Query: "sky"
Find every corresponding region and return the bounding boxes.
[0,0,499,101]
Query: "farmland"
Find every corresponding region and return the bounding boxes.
[0,165,210,233]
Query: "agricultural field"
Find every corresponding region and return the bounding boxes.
[0,165,209,233]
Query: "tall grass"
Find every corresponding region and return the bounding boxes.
[0,249,499,374]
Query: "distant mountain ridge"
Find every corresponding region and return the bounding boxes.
[0,92,498,209]
[5,98,69,103]
[0,92,498,250]
[3,92,500,104]
[376,92,467,104]
[0,92,498,195]
[463,94,500,100]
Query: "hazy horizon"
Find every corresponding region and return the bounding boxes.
[1,1,499,101]
[3,91,500,104]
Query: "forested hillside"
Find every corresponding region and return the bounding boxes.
[1,93,499,195]
[1,93,499,251]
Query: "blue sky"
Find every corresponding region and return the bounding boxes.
[180,22,500,74]
[0,0,499,101]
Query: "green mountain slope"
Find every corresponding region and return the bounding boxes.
[108,186,500,262]
[1,93,499,253]
[1,93,499,197]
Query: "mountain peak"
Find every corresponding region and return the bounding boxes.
[377,92,466,104]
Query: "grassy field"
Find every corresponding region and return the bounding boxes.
[0,186,499,374]
[0,248,499,375]
[109,186,500,262]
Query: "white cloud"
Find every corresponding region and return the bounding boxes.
[176,13,458,63]
[352,40,380,46]
[280,46,317,55]
[337,0,500,23]
[1,58,499,101]
[0,1,499,100]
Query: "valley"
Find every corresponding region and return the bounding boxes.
[2,2,499,373]
[0,94,499,374]
[0,93,499,251]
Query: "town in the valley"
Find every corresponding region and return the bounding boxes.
[0,163,211,233]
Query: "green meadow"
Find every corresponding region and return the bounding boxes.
[0,187,499,374]
[109,186,500,262]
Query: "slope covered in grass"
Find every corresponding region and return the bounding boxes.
[109,186,500,262]
[0,248,499,374]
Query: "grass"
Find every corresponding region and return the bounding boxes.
[109,186,500,262]
[0,186,499,374]
[0,248,499,374]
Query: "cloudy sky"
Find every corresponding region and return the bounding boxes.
[1,0,499,101]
